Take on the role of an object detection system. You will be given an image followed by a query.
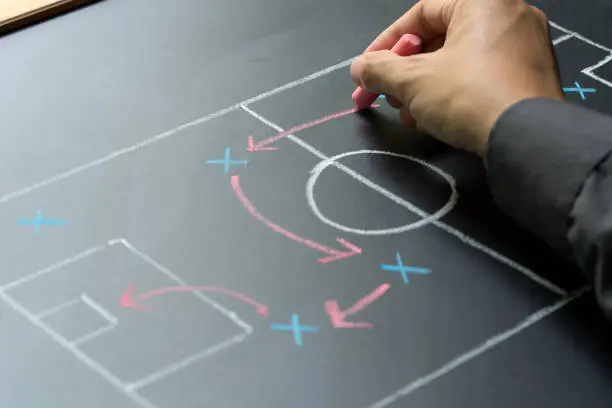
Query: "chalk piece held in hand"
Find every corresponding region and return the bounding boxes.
[352,34,423,109]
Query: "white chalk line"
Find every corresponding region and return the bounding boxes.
[552,33,574,45]
[308,151,459,235]
[81,293,119,325]
[0,19,603,406]
[567,30,611,54]
[35,297,80,319]
[112,239,255,390]
[0,57,355,206]
[0,20,607,208]
[0,244,106,291]
[548,21,612,89]
[583,54,612,89]
[127,331,250,391]
[243,104,457,234]
[238,57,356,107]
[72,323,117,347]
[583,71,612,89]
[550,21,611,53]
[0,19,608,209]
[240,106,566,296]
[1,238,254,404]
[240,104,331,162]
[584,53,612,70]
[118,238,253,334]
[108,239,254,387]
[0,289,158,408]
[549,21,571,35]
[244,103,459,233]
[365,286,590,408]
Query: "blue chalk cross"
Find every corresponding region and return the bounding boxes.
[270,314,318,347]
[563,82,596,100]
[18,209,67,234]
[206,147,249,174]
[381,252,430,284]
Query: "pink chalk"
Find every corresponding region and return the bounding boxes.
[352,34,422,109]
[325,283,391,329]
[121,283,269,316]
[231,175,362,263]
[248,106,379,151]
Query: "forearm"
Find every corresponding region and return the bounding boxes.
[486,98,612,319]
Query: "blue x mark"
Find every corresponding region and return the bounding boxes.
[270,314,318,347]
[206,147,249,174]
[18,209,67,234]
[563,82,596,100]
[381,252,430,284]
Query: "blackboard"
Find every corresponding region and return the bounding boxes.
[0,0,611,407]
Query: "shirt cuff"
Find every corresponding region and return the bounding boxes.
[486,97,612,257]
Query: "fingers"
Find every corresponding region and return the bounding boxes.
[364,0,456,53]
[350,49,428,107]
[385,95,403,108]
[399,107,417,127]
[350,50,406,97]
[423,35,446,53]
[364,4,424,52]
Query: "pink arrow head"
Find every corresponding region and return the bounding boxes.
[257,305,269,316]
[324,283,391,329]
[324,300,373,329]
[317,238,363,264]
[247,135,278,152]
[120,284,153,310]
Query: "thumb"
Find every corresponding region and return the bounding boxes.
[350,50,426,105]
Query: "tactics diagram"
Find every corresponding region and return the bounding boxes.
[0,20,609,408]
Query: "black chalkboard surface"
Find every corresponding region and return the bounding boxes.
[1,0,611,407]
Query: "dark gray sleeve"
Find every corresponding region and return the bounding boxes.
[486,98,612,320]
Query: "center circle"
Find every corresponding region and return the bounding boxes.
[306,150,458,235]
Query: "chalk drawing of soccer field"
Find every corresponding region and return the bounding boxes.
[0,19,609,408]
[550,21,612,89]
[0,239,252,408]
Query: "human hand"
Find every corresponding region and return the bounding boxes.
[350,0,563,157]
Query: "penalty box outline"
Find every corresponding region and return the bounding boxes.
[0,238,253,408]
[35,293,119,346]
[0,18,605,408]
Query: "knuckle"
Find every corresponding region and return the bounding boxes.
[530,5,548,24]
[359,53,379,88]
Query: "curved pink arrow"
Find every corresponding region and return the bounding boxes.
[231,175,362,263]
[121,283,269,316]
[247,105,380,152]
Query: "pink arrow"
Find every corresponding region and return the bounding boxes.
[231,175,362,263]
[325,283,391,328]
[247,105,380,152]
[121,283,269,316]
[247,135,278,152]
